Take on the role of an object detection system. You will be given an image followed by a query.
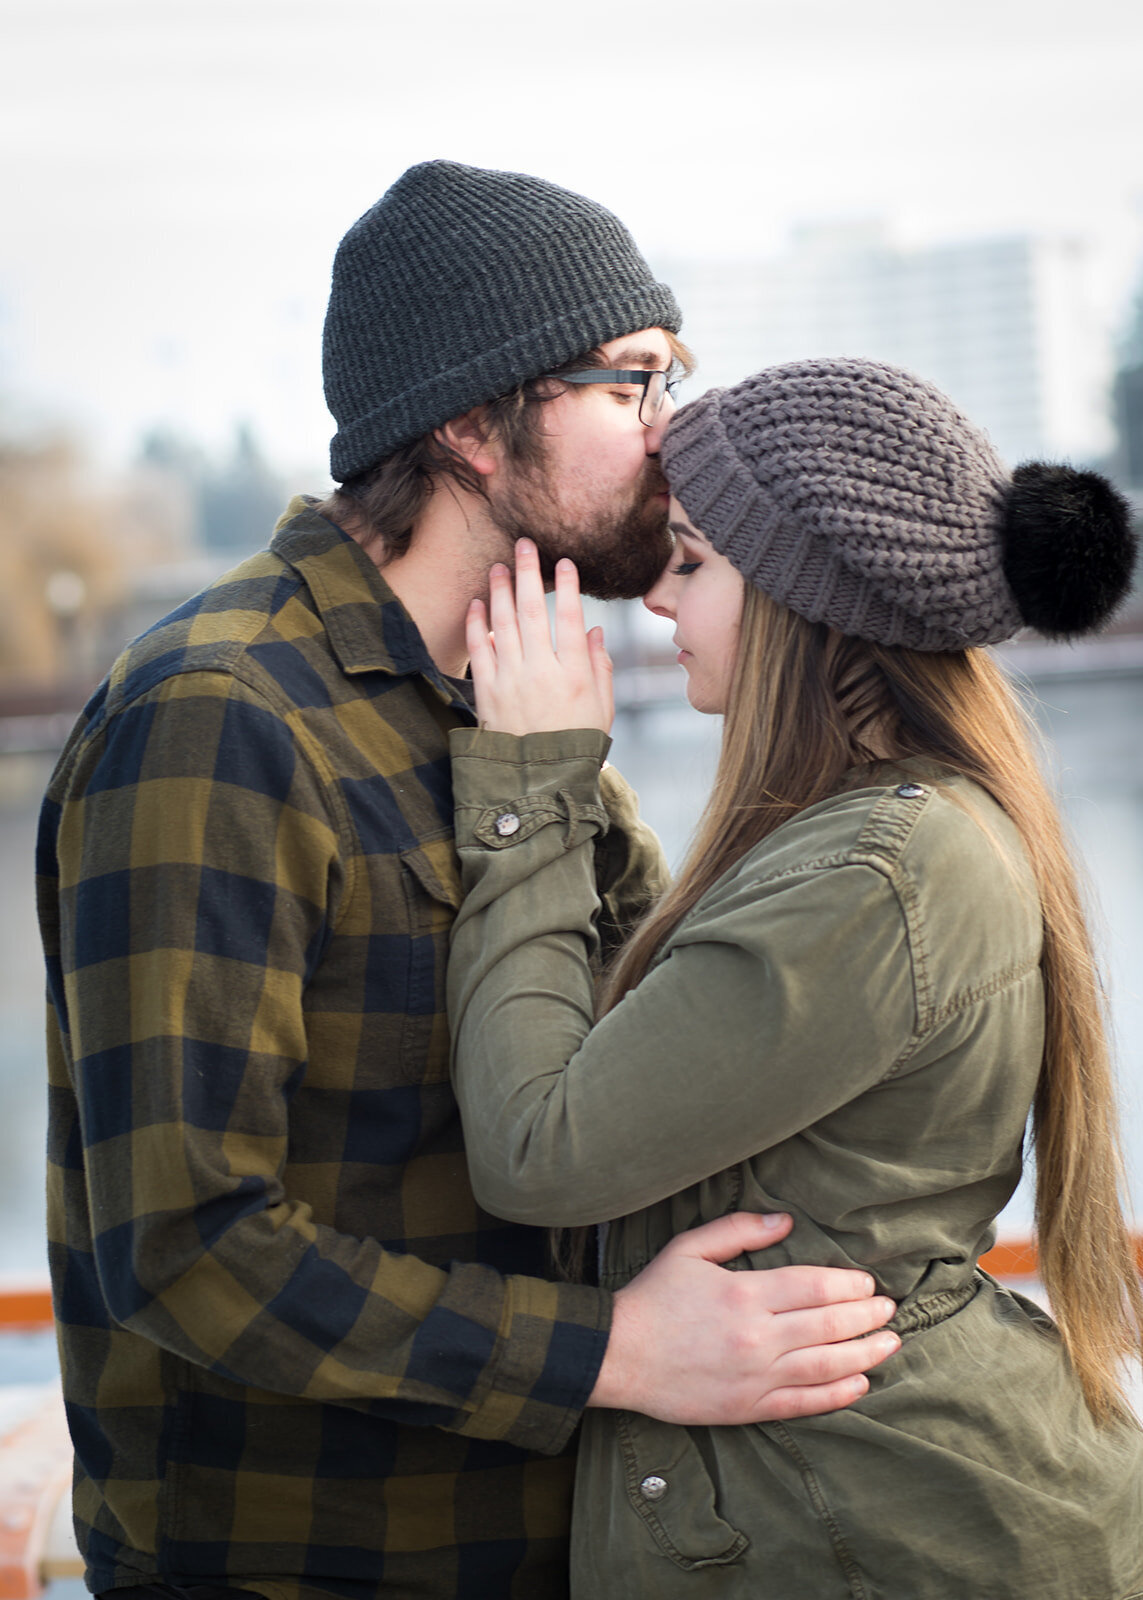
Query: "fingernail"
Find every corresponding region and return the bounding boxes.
[879,1333,901,1355]
[516,537,534,552]
[760,1212,791,1230]
[878,1299,897,1320]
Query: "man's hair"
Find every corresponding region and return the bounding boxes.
[320,332,694,564]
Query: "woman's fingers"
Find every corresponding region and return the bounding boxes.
[465,596,489,660]
[465,597,494,687]
[469,541,610,734]
[486,562,522,664]
[512,538,553,653]
[551,556,589,664]
[587,626,614,730]
[466,597,505,730]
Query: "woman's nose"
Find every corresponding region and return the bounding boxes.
[642,571,676,620]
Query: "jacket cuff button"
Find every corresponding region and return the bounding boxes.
[494,811,522,837]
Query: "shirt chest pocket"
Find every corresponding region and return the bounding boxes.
[307,836,462,1092]
[394,839,463,1084]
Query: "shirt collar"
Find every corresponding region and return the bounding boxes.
[270,497,466,709]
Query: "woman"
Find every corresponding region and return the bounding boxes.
[446,359,1143,1597]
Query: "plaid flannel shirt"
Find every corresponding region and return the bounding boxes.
[39,499,668,1600]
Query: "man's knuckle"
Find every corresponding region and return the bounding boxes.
[725,1274,754,1312]
[819,1306,847,1343]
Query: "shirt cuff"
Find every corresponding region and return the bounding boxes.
[456,1274,613,1454]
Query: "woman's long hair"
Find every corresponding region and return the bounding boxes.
[596,583,1143,1423]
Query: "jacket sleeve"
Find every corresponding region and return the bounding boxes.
[447,729,918,1227]
[44,673,608,1454]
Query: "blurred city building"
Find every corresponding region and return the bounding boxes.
[658,224,1114,468]
[1109,285,1143,493]
[0,422,283,746]
[4,230,1143,738]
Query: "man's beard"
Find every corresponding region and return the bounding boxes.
[484,456,674,601]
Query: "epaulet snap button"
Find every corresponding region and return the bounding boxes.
[894,783,925,800]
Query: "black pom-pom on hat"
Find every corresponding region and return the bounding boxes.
[999,463,1139,639]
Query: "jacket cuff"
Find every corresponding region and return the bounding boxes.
[450,728,612,852]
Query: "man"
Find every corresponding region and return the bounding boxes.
[39,162,897,1600]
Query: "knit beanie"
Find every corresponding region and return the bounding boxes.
[662,358,1137,651]
[323,160,681,483]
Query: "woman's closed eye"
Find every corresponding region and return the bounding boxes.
[672,560,701,576]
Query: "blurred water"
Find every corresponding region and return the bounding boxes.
[0,753,56,1284]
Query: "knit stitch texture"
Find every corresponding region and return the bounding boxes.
[324,161,680,481]
[662,359,1023,650]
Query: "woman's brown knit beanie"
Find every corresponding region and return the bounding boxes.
[662,358,1136,650]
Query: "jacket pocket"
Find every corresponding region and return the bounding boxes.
[616,1411,749,1570]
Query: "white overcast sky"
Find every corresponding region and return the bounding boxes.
[3,0,1143,483]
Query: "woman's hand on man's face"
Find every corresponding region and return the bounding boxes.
[466,538,615,736]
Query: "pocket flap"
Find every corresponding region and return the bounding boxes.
[400,838,462,911]
[616,1412,748,1569]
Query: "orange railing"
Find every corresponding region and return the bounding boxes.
[0,1290,53,1332]
[978,1235,1143,1280]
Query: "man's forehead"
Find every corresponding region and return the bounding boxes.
[597,327,672,367]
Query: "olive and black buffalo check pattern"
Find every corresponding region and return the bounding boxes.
[39,500,662,1600]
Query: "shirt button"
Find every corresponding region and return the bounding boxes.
[495,811,521,837]
[895,783,925,799]
[639,1474,668,1501]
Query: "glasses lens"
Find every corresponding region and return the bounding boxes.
[639,369,668,425]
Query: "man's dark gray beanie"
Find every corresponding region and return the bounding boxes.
[323,160,681,483]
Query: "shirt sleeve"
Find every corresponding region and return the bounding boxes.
[447,728,918,1227]
[46,672,608,1454]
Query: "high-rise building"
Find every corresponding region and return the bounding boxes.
[1109,284,1143,491]
[656,224,1114,467]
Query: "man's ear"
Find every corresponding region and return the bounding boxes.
[435,407,500,478]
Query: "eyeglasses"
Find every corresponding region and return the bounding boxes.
[558,368,677,426]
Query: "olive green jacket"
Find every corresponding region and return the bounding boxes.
[447,729,1143,1600]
